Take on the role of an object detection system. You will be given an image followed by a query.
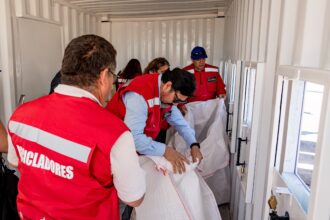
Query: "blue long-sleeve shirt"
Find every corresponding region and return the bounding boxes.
[122,76,197,156]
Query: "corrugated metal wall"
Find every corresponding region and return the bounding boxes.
[224,0,330,219]
[11,1,226,75]
[2,1,225,119]
[13,0,100,49]
[0,0,100,120]
[277,0,330,70]
[109,16,224,72]
[224,0,330,70]
[224,0,268,63]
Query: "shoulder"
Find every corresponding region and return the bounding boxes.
[11,95,49,118]
[101,107,128,130]
[183,63,194,70]
[124,74,158,97]
[205,63,219,72]
[87,107,129,143]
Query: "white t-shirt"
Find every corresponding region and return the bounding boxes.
[7,84,146,203]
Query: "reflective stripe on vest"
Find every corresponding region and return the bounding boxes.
[9,121,92,163]
[205,67,218,72]
[118,78,127,83]
[147,97,160,108]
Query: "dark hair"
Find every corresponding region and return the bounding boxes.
[144,57,170,74]
[49,71,61,94]
[121,59,142,79]
[161,68,196,97]
[61,34,116,89]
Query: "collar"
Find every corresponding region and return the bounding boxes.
[54,84,102,106]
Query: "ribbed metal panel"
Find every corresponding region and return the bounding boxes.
[225,0,330,69]
[14,0,100,47]
[110,17,224,72]
[224,0,269,63]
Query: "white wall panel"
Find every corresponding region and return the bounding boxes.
[250,0,261,61]
[298,0,327,68]
[62,5,71,45]
[225,0,330,219]
[224,0,269,63]
[321,1,330,70]
[7,0,100,110]
[244,0,254,60]
[291,1,307,67]
[53,2,61,23]
[213,18,224,67]
[14,0,100,47]
[276,0,330,69]
[110,16,224,72]
[0,0,17,122]
[256,0,269,62]
[241,0,248,60]
[40,0,51,19]
[28,0,39,17]
[278,0,299,66]
[71,8,78,38]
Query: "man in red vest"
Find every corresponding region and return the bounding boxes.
[107,68,203,174]
[183,46,226,103]
[7,35,145,220]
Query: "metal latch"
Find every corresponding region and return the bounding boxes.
[268,189,290,220]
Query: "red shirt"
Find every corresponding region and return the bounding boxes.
[183,63,226,102]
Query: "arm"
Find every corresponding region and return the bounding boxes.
[123,93,189,173]
[123,92,166,156]
[110,131,146,207]
[7,134,18,167]
[0,121,8,153]
[166,106,203,163]
[165,106,196,146]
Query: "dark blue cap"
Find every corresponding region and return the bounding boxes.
[191,46,208,60]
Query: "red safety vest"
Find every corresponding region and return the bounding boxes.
[183,63,226,102]
[8,93,127,220]
[107,74,164,140]
[116,72,142,90]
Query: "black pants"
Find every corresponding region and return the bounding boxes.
[121,205,133,220]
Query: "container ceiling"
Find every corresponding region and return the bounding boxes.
[64,0,228,18]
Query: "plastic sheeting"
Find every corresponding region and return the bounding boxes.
[167,98,229,176]
[167,98,230,204]
[134,156,221,220]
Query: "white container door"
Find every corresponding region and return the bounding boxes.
[232,62,265,219]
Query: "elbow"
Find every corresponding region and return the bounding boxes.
[0,144,8,153]
[124,194,145,207]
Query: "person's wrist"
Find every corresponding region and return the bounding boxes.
[190,142,200,149]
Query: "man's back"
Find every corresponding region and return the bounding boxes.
[8,92,127,220]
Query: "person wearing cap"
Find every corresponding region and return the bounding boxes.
[7,35,145,220]
[183,46,226,103]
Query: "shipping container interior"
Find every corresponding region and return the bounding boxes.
[0,0,330,219]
